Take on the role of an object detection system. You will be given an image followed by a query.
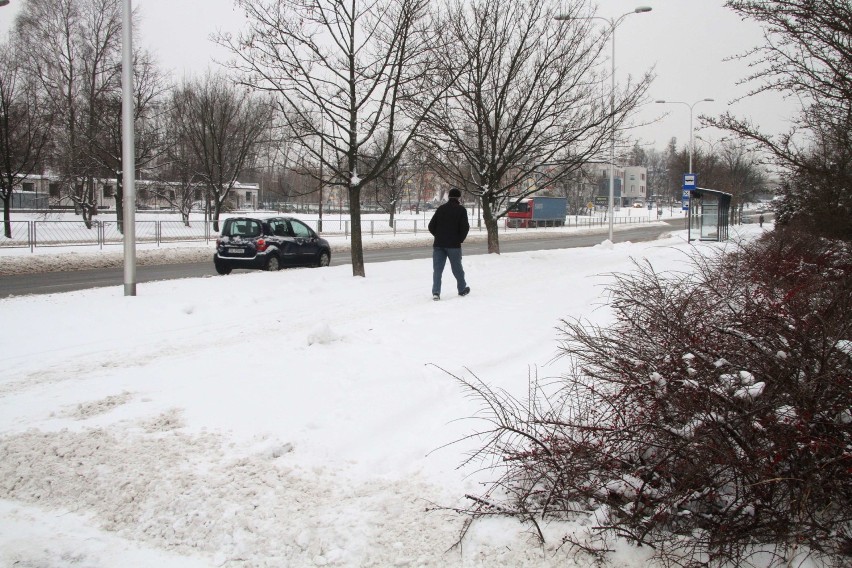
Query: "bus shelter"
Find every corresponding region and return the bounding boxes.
[688,187,732,242]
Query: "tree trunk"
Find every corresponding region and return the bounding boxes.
[349,185,365,277]
[115,176,124,234]
[481,198,501,254]
[80,179,97,229]
[82,207,93,229]
[2,196,11,239]
[213,198,222,233]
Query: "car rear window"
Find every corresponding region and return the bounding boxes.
[223,219,262,238]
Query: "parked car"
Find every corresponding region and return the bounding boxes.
[214,216,331,275]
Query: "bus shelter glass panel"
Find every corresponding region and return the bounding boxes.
[701,197,719,241]
[689,200,701,236]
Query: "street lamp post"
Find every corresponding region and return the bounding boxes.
[556,6,652,242]
[121,0,136,296]
[655,98,714,173]
[656,98,713,239]
[318,113,324,233]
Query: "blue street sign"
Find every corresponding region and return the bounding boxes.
[682,173,696,211]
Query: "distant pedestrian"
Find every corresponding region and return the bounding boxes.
[759,214,765,228]
[428,188,470,301]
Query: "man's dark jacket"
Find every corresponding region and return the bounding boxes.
[428,199,470,248]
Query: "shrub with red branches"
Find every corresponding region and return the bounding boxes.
[451,228,852,567]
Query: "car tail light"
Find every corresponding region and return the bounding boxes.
[256,239,268,252]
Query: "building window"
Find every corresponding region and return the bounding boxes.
[103,185,114,198]
[23,182,34,192]
[49,183,61,197]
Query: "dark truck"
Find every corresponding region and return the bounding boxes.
[506,196,568,228]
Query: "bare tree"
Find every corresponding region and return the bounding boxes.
[639,147,670,206]
[16,0,85,216]
[708,0,852,240]
[169,73,271,231]
[156,110,204,226]
[0,39,53,238]
[363,134,418,226]
[76,0,123,223]
[662,137,765,224]
[402,143,442,211]
[15,0,125,228]
[419,0,652,253]
[554,166,599,217]
[774,116,852,239]
[219,0,455,277]
[254,118,297,210]
[88,49,167,232]
[253,114,330,216]
[714,140,766,223]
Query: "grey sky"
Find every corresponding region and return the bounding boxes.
[605,0,796,151]
[1,0,798,154]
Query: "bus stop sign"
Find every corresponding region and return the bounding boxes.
[682,173,696,210]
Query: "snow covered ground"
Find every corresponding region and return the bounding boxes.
[0,223,770,567]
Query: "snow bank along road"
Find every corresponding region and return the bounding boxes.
[0,219,683,282]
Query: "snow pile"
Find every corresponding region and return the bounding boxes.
[0,423,463,567]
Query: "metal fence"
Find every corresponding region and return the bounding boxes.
[0,219,218,252]
[0,214,652,252]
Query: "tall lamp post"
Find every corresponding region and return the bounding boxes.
[556,6,652,242]
[121,0,136,296]
[655,98,714,173]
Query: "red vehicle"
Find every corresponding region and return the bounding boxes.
[506,196,567,228]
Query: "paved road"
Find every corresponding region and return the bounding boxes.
[0,220,684,298]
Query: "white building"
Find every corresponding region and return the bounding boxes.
[622,166,648,206]
[594,165,648,207]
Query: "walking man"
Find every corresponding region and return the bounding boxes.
[428,187,470,301]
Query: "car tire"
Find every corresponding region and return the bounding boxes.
[214,258,232,275]
[316,250,331,267]
[265,255,281,271]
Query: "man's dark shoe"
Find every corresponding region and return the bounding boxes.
[459,287,470,297]
[433,294,440,301]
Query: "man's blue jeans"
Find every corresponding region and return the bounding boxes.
[432,247,467,296]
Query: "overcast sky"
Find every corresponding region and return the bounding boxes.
[1,0,798,155]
